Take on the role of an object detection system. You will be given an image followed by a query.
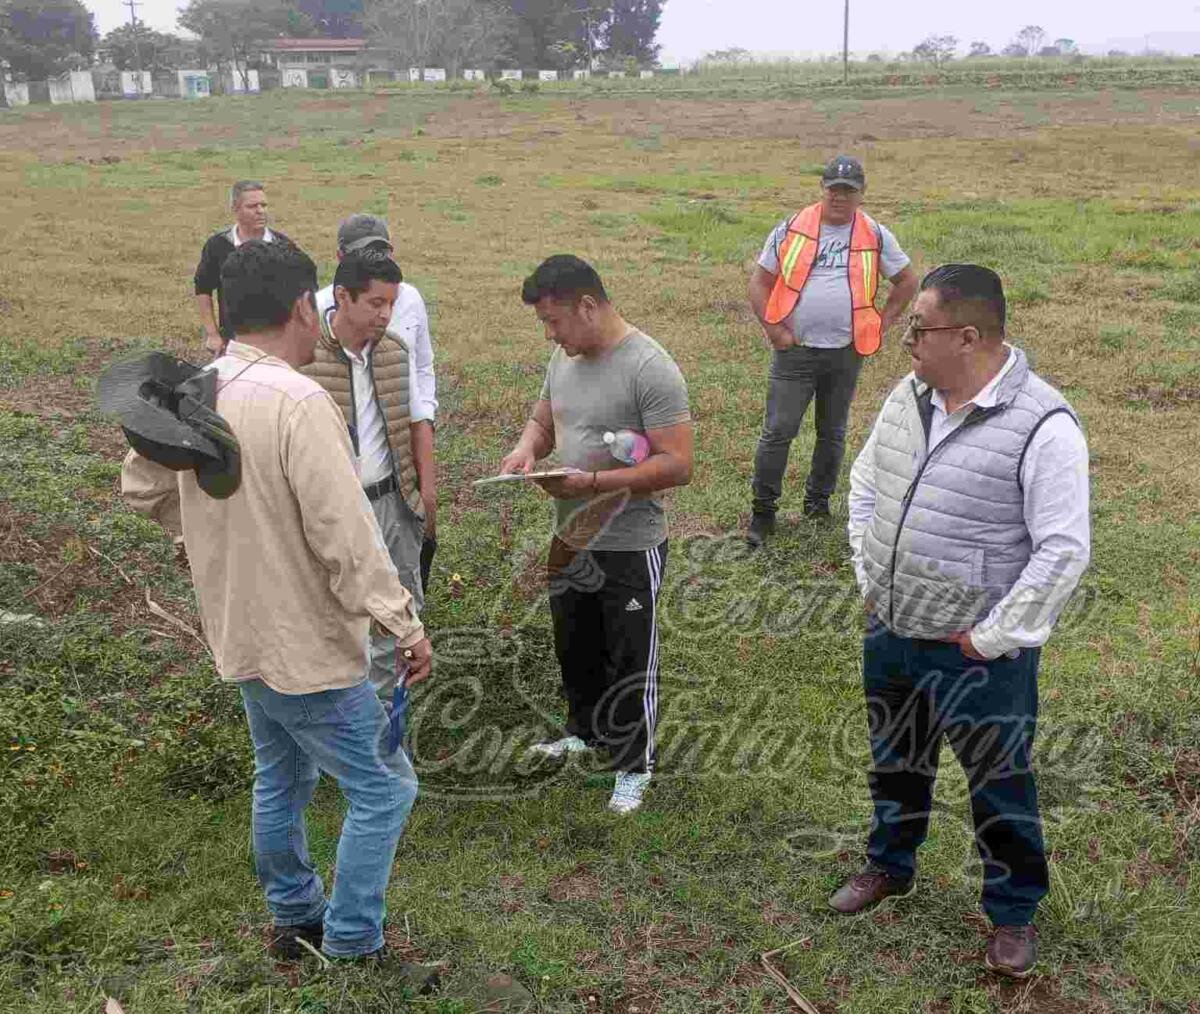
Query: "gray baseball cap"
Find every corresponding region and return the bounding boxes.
[337,213,393,254]
[821,155,865,191]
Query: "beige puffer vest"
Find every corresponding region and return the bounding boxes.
[299,313,423,519]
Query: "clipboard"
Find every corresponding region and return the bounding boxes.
[473,468,583,488]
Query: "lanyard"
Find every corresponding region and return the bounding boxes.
[387,665,409,755]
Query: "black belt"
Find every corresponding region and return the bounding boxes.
[363,473,398,502]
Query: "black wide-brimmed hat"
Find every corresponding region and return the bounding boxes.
[97,351,241,499]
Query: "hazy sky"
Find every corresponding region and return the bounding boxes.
[91,0,1200,65]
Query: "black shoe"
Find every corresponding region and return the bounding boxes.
[746,511,776,549]
[268,920,323,961]
[802,499,831,520]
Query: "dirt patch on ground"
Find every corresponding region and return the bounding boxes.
[610,916,716,959]
[1121,383,1200,410]
[548,862,603,903]
[0,94,441,161]
[0,112,246,162]
[0,373,94,418]
[0,329,112,414]
[0,335,183,459]
[0,505,144,626]
[982,971,1118,1013]
[1168,748,1200,811]
[422,90,1200,145]
[666,511,726,541]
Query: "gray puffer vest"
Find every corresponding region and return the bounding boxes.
[861,348,1077,639]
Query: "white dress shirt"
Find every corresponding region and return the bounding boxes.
[324,311,392,487]
[230,225,275,246]
[315,282,438,424]
[848,347,1091,659]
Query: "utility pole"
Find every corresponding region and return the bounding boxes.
[842,0,850,84]
[572,5,596,72]
[123,0,143,96]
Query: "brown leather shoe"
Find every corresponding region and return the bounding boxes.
[985,924,1037,978]
[828,866,914,914]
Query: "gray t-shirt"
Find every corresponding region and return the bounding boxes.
[758,213,909,348]
[539,329,690,552]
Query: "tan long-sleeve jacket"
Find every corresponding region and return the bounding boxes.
[120,341,423,695]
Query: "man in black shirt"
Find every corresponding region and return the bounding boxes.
[193,180,289,356]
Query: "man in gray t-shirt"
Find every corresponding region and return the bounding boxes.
[537,329,689,551]
[501,255,692,816]
[746,154,918,547]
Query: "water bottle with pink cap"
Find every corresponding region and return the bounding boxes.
[603,429,650,465]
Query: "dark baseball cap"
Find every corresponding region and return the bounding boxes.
[821,155,865,190]
[337,213,393,254]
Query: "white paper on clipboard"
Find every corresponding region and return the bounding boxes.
[473,468,583,488]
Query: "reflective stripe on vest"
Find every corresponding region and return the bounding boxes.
[764,203,884,357]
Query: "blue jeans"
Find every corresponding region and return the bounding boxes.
[862,626,1048,926]
[239,678,418,957]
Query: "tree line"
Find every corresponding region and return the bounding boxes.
[906,26,1143,67]
[0,0,663,84]
[700,26,1164,72]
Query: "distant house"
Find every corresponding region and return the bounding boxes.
[262,38,387,89]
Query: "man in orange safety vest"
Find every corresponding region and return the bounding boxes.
[746,155,918,547]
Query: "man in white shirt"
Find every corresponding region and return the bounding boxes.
[302,250,434,735]
[834,264,1090,980]
[315,213,439,589]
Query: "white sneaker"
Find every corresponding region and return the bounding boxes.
[608,772,651,814]
[526,735,591,760]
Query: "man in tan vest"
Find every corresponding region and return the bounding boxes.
[317,214,439,587]
[300,249,430,725]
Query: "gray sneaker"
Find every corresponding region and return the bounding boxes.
[526,735,592,760]
[609,771,651,814]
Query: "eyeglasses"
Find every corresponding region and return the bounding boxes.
[904,317,966,338]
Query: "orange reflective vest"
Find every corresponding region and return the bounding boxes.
[763,203,884,356]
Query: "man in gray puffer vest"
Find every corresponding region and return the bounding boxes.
[834,264,1091,979]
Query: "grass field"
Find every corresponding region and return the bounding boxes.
[1,82,1199,1013]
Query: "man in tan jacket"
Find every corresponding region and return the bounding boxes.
[121,239,434,968]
